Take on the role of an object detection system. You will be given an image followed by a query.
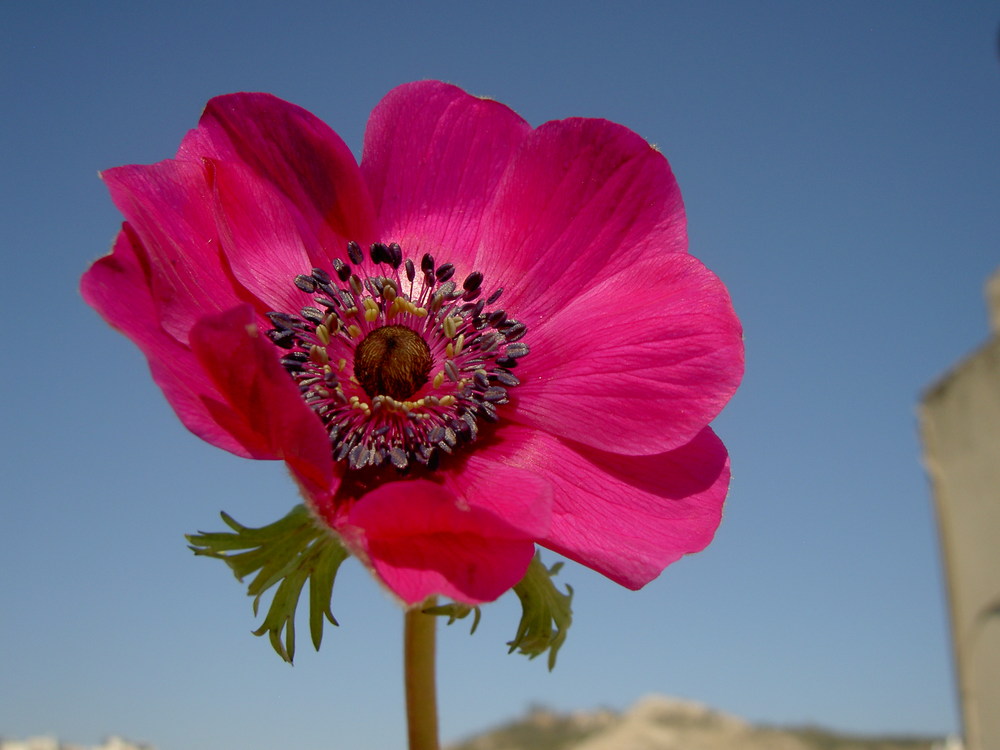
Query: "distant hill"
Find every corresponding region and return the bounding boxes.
[447,694,957,750]
[3,696,959,750]
[0,738,151,750]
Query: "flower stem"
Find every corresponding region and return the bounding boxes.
[404,597,440,750]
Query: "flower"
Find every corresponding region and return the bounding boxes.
[82,81,743,607]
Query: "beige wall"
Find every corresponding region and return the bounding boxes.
[921,273,1000,750]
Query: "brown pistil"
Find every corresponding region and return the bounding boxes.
[354,324,433,401]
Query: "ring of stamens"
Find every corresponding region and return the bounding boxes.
[266,241,529,472]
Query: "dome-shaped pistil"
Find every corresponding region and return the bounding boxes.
[354,324,432,401]
[266,241,529,472]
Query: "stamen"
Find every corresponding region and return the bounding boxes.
[463,271,483,293]
[294,275,317,293]
[333,257,351,281]
[347,241,363,264]
[264,241,528,473]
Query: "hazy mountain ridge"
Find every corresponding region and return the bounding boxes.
[0,738,152,750]
[3,696,959,750]
[447,695,958,750]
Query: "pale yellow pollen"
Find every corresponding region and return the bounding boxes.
[382,283,397,302]
[454,333,465,357]
[347,324,362,339]
[337,358,347,371]
[316,324,331,345]
[393,298,426,317]
[439,395,456,407]
[309,345,329,365]
[433,371,445,388]
[445,342,454,358]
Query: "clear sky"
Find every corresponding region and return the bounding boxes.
[2,2,998,749]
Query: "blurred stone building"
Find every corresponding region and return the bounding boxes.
[921,270,1000,750]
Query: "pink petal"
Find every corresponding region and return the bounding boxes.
[178,92,377,259]
[440,453,552,537]
[513,252,744,454]
[475,117,687,322]
[81,229,273,458]
[188,305,336,497]
[206,159,316,315]
[361,81,530,269]
[344,463,551,605]
[487,425,731,589]
[102,161,240,343]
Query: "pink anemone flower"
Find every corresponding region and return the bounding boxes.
[81,81,744,607]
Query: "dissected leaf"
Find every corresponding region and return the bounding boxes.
[187,504,349,663]
[507,553,574,670]
[423,601,482,633]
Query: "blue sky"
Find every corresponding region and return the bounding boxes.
[2,2,998,748]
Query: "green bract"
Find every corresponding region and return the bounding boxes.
[188,509,573,667]
[187,505,348,663]
[507,555,574,670]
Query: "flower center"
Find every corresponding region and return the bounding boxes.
[354,324,432,401]
[265,241,528,472]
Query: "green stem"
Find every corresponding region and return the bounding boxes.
[404,597,440,750]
